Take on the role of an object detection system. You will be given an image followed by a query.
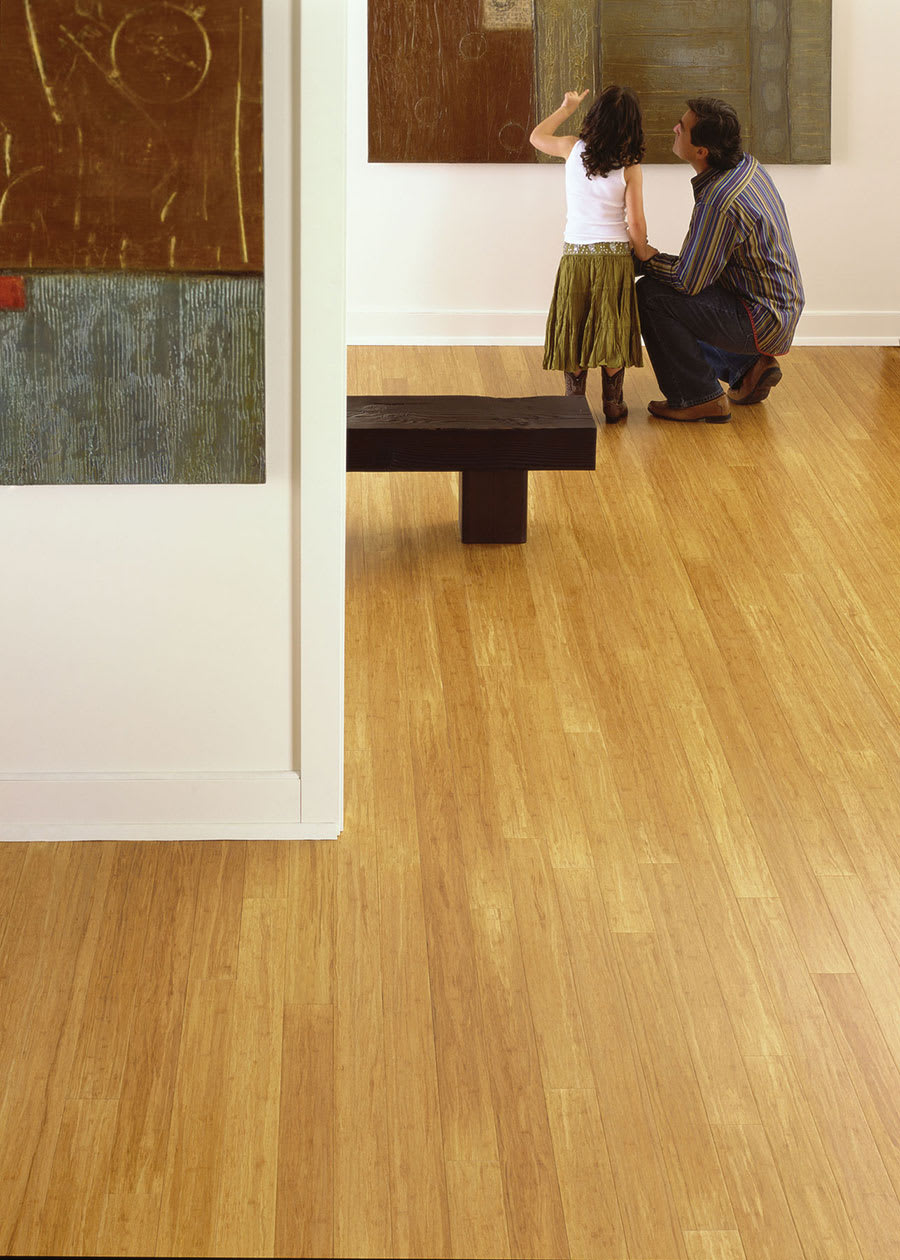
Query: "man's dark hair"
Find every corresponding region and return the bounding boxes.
[579,85,645,178]
[686,97,743,170]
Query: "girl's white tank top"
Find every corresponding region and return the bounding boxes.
[564,140,629,244]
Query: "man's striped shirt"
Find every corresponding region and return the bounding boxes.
[643,154,804,355]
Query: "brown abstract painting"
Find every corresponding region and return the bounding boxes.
[0,1,264,486]
[369,0,831,164]
[0,0,263,270]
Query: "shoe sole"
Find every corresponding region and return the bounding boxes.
[647,406,731,423]
[729,366,783,406]
[664,414,730,423]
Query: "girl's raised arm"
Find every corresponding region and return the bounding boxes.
[529,90,588,158]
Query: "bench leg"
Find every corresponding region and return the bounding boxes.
[459,469,528,543]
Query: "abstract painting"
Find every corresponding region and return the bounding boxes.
[0,1,264,484]
[369,0,831,165]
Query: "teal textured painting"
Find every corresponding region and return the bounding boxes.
[0,274,264,485]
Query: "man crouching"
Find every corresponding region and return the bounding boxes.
[636,98,804,423]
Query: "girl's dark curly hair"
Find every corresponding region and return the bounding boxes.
[579,85,645,178]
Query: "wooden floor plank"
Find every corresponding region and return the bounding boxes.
[615,929,736,1232]
[445,1161,511,1260]
[36,1098,119,1257]
[816,870,900,1054]
[379,854,453,1259]
[684,1229,748,1260]
[545,1087,627,1260]
[0,843,27,961]
[507,835,594,1092]
[711,1123,806,1260]
[276,1003,334,1259]
[404,617,502,1170]
[743,1053,865,1260]
[740,894,900,1257]
[71,844,161,1102]
[681,560,854,975]
[565,731,655,933]
[816,971,900,1207]
[358,469,454,1258]
[555,867,687,1259]
[469,901,570,1259]
[284,839,335,1007]
[685,866,786,1059]
[333,835,392,1259]
[2,843,113,1253]
[98,843,202,1255]
[213,897,287,1258]
[156,977,237,1258]
[186,840,246,983]
[432,579,517,914]
[641,862,759,1126]
[243,837,291,901]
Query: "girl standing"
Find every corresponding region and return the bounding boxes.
[531,85,651,422]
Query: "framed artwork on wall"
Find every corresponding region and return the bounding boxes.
[368,0,831,166]
[0,0,265,485]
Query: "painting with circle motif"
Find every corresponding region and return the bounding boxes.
[368,0,831,165]
[0,0,264,484]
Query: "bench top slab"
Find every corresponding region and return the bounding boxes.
[347,395,597,472]
[348,394,596,430]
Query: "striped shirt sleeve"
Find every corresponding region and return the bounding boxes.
[643,198,744,295]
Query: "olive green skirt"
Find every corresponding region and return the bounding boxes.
[543,241,642,373]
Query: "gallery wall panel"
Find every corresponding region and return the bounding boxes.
[368,0,831,165]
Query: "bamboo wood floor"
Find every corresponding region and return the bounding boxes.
[2,344,900,1258]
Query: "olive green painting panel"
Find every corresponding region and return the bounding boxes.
[600,0,751,163]
[788,0,833,162]
[599,0,831,164]
[532,0,598,163]
[750,0,790,162]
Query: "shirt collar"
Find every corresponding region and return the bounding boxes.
[691,153,751,200]
[691,166,721,199]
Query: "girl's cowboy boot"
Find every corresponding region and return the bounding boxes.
[601,366,628,423]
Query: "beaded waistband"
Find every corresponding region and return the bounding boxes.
[562,240,632,256]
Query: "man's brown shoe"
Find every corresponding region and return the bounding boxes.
[647,395,731,423]
[727,354,782,405]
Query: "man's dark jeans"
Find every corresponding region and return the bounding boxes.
[636,275,760,409]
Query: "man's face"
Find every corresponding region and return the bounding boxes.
[672,109,705,164]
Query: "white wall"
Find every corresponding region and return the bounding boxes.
[348,0,900,345]
[0,0,347,840]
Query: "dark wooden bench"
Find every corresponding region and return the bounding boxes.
[346,395,597,543]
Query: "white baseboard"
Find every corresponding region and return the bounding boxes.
[792,310,900,344]
[348,308,900,347]
[0,772,340,841]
